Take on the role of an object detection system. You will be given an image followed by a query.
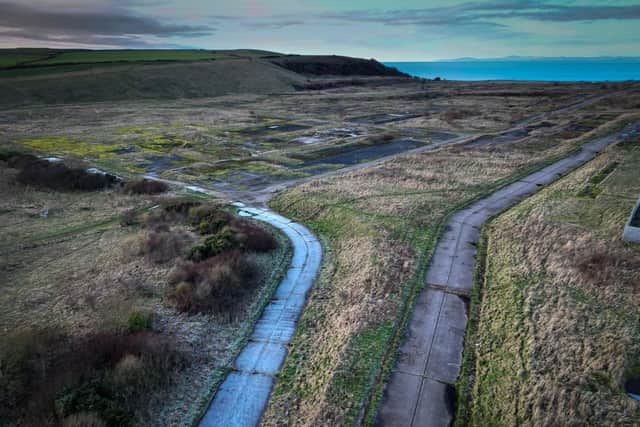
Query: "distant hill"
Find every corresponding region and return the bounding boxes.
[0,49,409,107]
[270,55,407,77]
[443,56,640,62]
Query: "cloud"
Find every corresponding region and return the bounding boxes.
[0,1,213,47]
[317,1,640,27]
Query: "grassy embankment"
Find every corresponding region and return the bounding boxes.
[261,110,639,425]
[456,134,640,426]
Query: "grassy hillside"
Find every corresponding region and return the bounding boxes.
[0,50,411,107]
[270,55,408,77]
[0,59,306,107]
[459,143,640,426]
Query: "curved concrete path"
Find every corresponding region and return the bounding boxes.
[198,203,322,427]
[376,121,639,427]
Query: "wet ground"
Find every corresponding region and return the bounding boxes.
[293,138,428,168]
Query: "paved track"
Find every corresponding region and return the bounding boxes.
[375,121,639,427]
[198,204,322,427]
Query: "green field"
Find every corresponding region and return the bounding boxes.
[33,49,226,65]
[0,49,53,67]
[0,49,284,70]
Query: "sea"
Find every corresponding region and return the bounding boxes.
[384,59,640,82]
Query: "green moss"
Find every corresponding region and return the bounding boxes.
[19,137,123,159]
[588,162,619,185]
[577,184,602,199]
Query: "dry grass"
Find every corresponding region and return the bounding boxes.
[467,147,640,426]
[263,93,640,425]
[263,142,587,424]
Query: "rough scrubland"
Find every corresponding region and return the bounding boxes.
[1,61,639,426]
[0,156,288,426]
[459,143,640,426]
[261,95,640,425]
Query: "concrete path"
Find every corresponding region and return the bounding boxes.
[375,121,639,427]
[198,203,322,427]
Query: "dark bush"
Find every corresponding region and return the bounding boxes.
[187,221,276,261]
[187,228,235,261]
[0,329,183,426]
[16,159,117,191]
[126,310,152,333]
[0,150,33,165]
[122,179,168,195]
[188,204,232,235]
[56,379,130,426]
[370,133,396,144]
[228,220,277,252]
[168,250,258,315]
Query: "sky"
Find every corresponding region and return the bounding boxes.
[1,0,640,60]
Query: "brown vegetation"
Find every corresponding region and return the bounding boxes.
[465,148,640,426]
[122,179,168,195]
[168,250,259,316]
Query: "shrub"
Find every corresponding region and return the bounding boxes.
[0,329,183,426]
[228,220,277,252]
[167,251,258,315]
[160,198,201,215]
[119,209,138,227]
[136,227,189,264]
[0,150,32,164]
[126,310,152,333]
[187,221,276,261]
[577,184,602,199]
[442,109,472,123]
[370,133,396,144]
[55,379,131,427]
[122,179,168,195]
[187,228,235,261]
[189,204,232,235]
[15,158,117,191]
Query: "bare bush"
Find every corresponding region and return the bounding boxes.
[167,251,258,315]
[442,108,473,123]
[124,226,189,264]
[122,179,168,195]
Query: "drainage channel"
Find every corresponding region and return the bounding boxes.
[198,203,322,427]
[375,121,640,427]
